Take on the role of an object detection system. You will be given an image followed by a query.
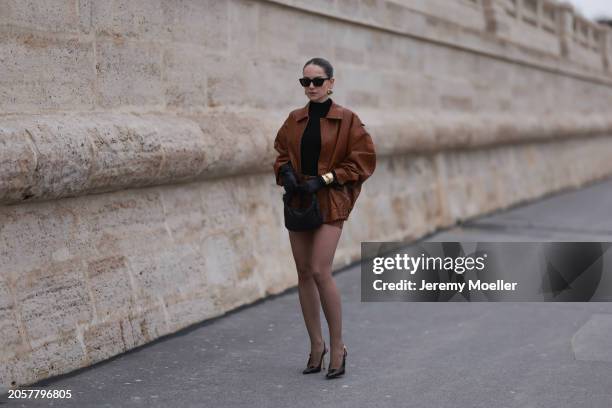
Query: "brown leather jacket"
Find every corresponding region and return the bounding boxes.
[272,99,376,223]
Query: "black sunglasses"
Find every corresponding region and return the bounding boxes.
[299,77,330,87]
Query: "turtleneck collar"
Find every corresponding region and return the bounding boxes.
[308,98,333,116]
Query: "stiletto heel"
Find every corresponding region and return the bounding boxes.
[325,345,347,379]
[302,342,327,374]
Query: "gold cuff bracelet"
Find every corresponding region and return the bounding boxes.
[321,172,334,185]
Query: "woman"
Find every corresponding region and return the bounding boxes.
[272,57,377,379]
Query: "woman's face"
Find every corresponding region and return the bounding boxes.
[302,64,334,103]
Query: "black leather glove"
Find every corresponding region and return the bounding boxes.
[298,176,326,194]
[279,162,298,193]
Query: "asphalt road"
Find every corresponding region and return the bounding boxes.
[3,176,612,408]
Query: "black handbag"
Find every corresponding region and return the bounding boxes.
[283,189,323,231]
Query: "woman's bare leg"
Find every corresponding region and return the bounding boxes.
[310,220,344,369]
[288,229,325,366]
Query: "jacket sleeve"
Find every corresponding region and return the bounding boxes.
[332,113,376,186]
[272,114,292,187]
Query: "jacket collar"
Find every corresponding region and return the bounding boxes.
[294,98,343,122]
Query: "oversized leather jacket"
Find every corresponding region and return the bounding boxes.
[272,99,377,223]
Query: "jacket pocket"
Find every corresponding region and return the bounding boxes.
[330,185,351,214]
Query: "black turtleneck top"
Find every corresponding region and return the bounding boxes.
[300,98,333,176]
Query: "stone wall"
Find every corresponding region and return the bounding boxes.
[1,0,612,390]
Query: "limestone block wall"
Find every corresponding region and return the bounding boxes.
[2,0,612,390]
[488,0,609,70]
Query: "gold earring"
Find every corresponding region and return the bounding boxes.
[327,89,333,95]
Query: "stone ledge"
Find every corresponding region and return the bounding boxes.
[263,0,612,86]
[2,110,612,205]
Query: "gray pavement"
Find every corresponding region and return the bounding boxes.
[3,176,612,407]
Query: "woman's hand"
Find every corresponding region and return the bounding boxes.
[298,176,326,194]
[280,163,299,193]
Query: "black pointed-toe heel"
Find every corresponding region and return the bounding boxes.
[325,345,347,379]
[302,342,327,374]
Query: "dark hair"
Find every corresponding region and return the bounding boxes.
[303,57,334,78]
